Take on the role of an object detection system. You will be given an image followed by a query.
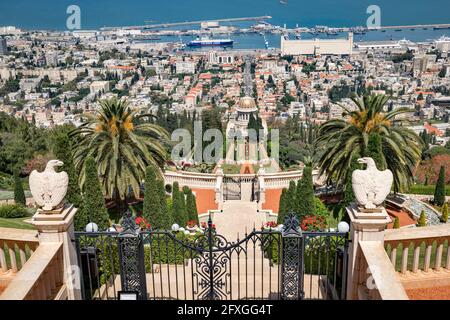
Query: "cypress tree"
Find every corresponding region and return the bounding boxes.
[157,179,172,229]
[143,166,161,228]
[364,133,386,170]
[277,188,288,225]
[418,210,427,227]
[434,166,446,206]
[441,203,448,223]
[53,134,85,230]
[179,186,188,226]
[297,165,315,220]
[53,134,82,207]
[285,181,297,214]
[83,157,110,230]
[172,182,187,226]
[186,189,199,224]
[13,169,26,206]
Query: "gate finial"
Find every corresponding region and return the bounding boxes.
[120,210,139,235]
[282,212,302,237]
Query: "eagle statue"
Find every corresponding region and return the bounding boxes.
[29,160,68,211]
[352,157,393,210]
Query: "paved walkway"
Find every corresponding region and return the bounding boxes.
[214,201,264,239]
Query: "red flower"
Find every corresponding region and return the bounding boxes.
[301,215,326,231]
[135,217,151,230]
[265,221,277,228]
[187,220,198,228]
[201,222,216,230]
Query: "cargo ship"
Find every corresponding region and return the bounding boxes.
[187,36,234,47]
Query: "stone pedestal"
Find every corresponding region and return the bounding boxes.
[346,202,391,300]
[215,167,224,210]
[32,204,82,300]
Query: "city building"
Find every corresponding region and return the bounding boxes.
[90,81,110,94]
[281,33,353,56]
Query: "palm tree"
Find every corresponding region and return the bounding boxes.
[71,97,168,210]
[316,94,423,192]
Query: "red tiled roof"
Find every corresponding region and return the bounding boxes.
[424,122,444,137]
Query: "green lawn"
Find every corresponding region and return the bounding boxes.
[0,190,32,201]
[0,208,36,230]
[220,164,241,174]
[0,216,35,230]
[407,185,450,196]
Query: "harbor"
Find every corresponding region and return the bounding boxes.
[90,16,450,50]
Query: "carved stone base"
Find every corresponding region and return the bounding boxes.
[32,204,77,232]
[357,206,384,214]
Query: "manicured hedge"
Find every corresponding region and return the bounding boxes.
[0,204,28,218]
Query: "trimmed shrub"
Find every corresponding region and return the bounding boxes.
[441,203,448,223]
[165,184,172,194]
[418,210,427,227]
[0,204,28,218]
[393,216,400,229]
[182,186,190,194]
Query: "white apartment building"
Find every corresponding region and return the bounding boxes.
[176,61,196,74]
[90,81,110,94]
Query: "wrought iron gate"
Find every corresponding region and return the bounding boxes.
[74,213,349,300]
[223,176,241,200]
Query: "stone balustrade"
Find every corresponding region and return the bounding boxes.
[0,228,39,275]
[357,241,408,300]
[164,171,217,189]
[164,169,304,191]
[0,242,65,300]
[384,224,450,275]
[262,171,303,189]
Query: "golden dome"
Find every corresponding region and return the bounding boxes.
[239,96,256,109]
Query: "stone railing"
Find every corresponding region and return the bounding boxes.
[263,170,303,189]
[357,241,408,300]
[0,242,65,300]
[0,228,39,275]
[164,171,217,189]
[224,173,257,183]
[384,224,450,275]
